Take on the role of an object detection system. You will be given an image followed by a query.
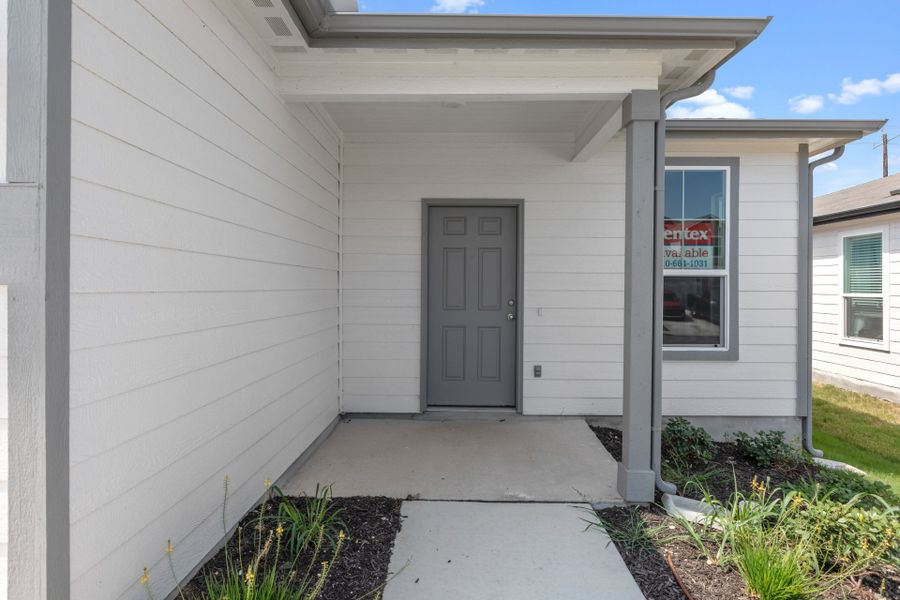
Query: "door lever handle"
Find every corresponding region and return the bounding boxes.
[507,313,516,321]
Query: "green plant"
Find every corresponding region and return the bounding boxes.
[199,479,346,600]
[782,490,899,574]
[200,527,344,600]
[585,508,669,555]
[662,417,715,467]
[706,475,789,566]
[733,430,806,467]
[784,468,900,510]
[141,477,348,600]
[732,529,816,600]
[275,484,345,558]
[661,460,722,497]
[668,471,900,600]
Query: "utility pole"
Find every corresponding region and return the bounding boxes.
[883,133,889,178]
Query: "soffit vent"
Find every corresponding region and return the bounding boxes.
[265,16,292,37]
[251,0,274,6]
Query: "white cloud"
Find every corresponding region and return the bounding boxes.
[788,94,824,114]
[818,161,838,172]
[667,89,754,119]
[828,73,900,105]
[724,86,754,100]
[430,0,484,12]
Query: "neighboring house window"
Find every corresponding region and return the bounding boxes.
[663,160,739,360]
[840,228,889,349]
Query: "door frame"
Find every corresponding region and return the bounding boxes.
[420,199,525,413]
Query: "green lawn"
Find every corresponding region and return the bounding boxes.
[812,383,900,496]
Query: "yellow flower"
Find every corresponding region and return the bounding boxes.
[139,567,151,586]
[791,495,803,508]
[165,540,174,555]
[338,530,346,541]
[264,478,272,489]
[321,561,329,573]
[244,569,255,584]
[749,476,766,494]
[276,524,284,538]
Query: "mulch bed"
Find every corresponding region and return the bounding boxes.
[183,496,402,600]
[599,504,899,600]
[590,426,900,600]
[589,425,818,501]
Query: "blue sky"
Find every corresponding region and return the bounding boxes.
[358,0,900,195]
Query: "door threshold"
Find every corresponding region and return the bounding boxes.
[420,407,520,421]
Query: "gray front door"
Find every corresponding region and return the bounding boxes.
[426,206,518,407]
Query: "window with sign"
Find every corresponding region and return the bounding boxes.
[663,165,732,351]
[840,229,888,349]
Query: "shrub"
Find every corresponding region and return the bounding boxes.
[673,477,899,597]
[662,417,715,467]
[275,484,345,558]
[784,468,900,510]
[783,492,899,574]
[733,430,806,467]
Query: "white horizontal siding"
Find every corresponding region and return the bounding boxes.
[343,136,800,418]
[342,136,627,415]
[663,146,800,416]
[69,2,340,599]
[812,214,900,396]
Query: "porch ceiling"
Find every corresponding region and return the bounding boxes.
[320,99,621,136]
[225,2,767,103]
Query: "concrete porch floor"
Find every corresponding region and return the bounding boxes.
[283,416,622,504]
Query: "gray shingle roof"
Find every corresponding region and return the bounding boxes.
[813,173,900,224]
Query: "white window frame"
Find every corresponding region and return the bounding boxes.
[837,224,890,351]
[663,165,732,353]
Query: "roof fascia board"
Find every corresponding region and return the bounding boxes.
[666,119,885,153]
[299,37,736,51]
[813,201,900,225]
[312,13,770,39]
[667,119,886,135]
[287,1,769,45]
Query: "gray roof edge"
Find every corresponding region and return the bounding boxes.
[813,201,900,226]
[667,119,886,152]
[288,1,770,42]
[667,119,886,134]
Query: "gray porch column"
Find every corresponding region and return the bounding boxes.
[3,1,72,598]
[617,90,660,503]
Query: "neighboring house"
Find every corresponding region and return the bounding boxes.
[812,174,900,402]
[0,1,885,598]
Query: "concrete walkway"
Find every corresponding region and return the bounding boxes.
[383,501,645,600]
[283,417,622,504]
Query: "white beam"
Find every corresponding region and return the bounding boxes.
[278,77,656,103]
[277,60,661,103]
[571,102,623,162]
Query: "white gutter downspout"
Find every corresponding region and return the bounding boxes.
[652,71,716,494]
[800,145,844,457]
